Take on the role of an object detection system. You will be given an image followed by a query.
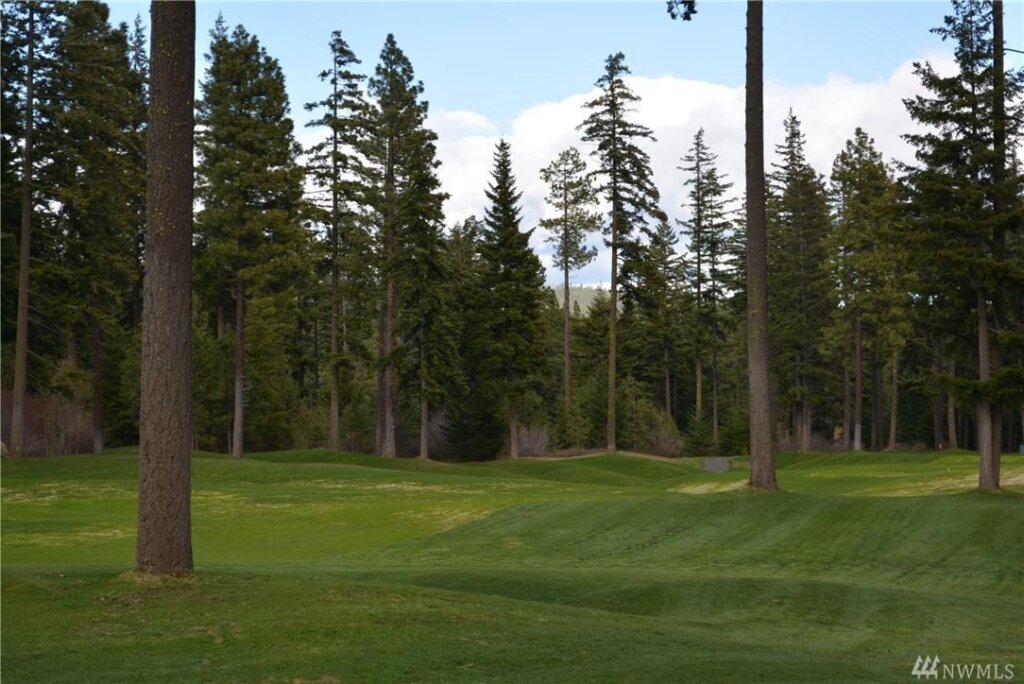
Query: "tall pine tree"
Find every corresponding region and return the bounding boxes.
[578,52,663,453]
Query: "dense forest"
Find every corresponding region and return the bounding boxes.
[2,0,1022,467]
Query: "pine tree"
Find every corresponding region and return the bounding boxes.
[479,140,546,458]
[396,134,451,459]
[539,147,600,408]
[903,0,1024,488]
[767,111,834,453]
[578,52,663,453]
[196,17,307,459]
[136,0,195,575]
[679,128,734,447]
[828,128,909,452]
[35,1,144,454]
[363,34,437,457]
[304,31,368,452]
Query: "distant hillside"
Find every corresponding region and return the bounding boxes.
[550,285,606,312]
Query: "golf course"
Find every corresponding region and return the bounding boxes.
[3,450,1022,682]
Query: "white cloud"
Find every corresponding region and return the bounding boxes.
[427,52,958,287]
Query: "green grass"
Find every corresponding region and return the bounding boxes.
[3,449,1022,682]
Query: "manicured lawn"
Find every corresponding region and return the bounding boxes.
[3,450,1022,682]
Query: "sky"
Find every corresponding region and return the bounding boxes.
[108,1,1024,287]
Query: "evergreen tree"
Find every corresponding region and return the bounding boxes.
[679,128,734,446]
[767,111,834,453]
[903,0,1024,487]
[828,128,909,451]
[362,34,437,458]
[35,1,145,454]
[578,52,663,453]
[304,30,368,451]
[196,17,307,458]
[479,140,546,458]
[539,147,600,408]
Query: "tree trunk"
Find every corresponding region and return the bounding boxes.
[232,282,245,460]
[745,0,776,489]
[10,6,36,457]
[664,345,672,416]
[564,260,572,407]
[870,364,882,452]
[419,344,429,460]
[978,289,998,489]
[607,214,618,453]
[695,357,703,414]
[328,71,341,452]
[136,0,195,575]
[887,353,898,450]
[947,359,958,449]
[509,400,519,459]
[842,365,851,451]
[799,395,811,453]
[92,319,104,454]
[215,301,225,339]
[375,306,385,455]
[853,314,863,451]
[382,276,397,458]
[932,391,943,450]
[711,336,719,449]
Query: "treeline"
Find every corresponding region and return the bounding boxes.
[3,0,1022,460]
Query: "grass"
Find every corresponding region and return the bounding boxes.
[3,449,1023,682]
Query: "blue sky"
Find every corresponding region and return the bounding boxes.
[106,1,1024,125]
[106,1,1024,286]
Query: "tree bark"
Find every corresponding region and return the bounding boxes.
[215,301,225,339]
[745,0,776,489]
[232,282,245,460]
[136,0,195,575]
[328,65,341,453]
[799,393,811,453]
[92,319,104,454]
[887,353,898,450]
[10,6,36,457]
[711,334,719,449]
[853,314,863,451]
[978,289,998,489]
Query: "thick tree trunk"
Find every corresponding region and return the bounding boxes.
[745,0,776,489]
[853,314,863,451]
[842,365,851,451]
[607,216,618,453]
[947,359,958,449]
[232,282,245,460]
[136,0,195,575]
[92,320,104,454]
[376,306,385,455]
[978,289,998,489]
[10,7,36,457]
[509,399,519,459]
[799,395,811,453]
[564,262,572,406]
[932,392,943,450]
[887,353,898,450]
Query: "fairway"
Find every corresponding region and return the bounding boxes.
[3,451,1023,682]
